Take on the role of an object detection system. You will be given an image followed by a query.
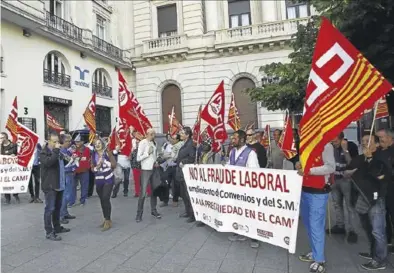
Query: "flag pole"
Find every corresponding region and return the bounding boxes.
[195,104,202,164]
[132,104,147,137]
[368,101,379,147]
[169,106,174,135]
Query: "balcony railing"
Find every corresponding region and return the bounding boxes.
[215,18,309,45]
[92,82,112,98]
[45,12,83,43]
[143,35,187,55]
[92,36,122,61]
[43,69,71,88]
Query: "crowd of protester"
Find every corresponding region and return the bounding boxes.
[1,125,394,272]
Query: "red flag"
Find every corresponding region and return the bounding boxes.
[168,106,183,135]
[118,71,152,136]
[260,124,271,149]
[6,96,18,143]
[108,127,121,151]
[278,116,297,160]
[45,110,64,133]
[83,94,96,144]
[227,92,241,131]
[200,81,228,152]
[117,120,132,156]
[375,97,389,119]
[300,17,393,172]
[192,105,202,145]
[16,122,39,167]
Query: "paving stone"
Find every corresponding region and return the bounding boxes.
[195,243,231,260]
[113,265,145,273]
[219,258,255,273]
[184,258,222,273]
[122,249,164,271]
[0,264,15,273]
[2,246,50,268]
[79,253,129,273]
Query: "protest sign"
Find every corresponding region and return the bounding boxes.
[182,164,303,253]
[0,155,32,194]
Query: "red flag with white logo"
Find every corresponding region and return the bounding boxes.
[118,71,152,136]
[108,126,121,151]
[6,96,18,143]
[200,81,228,153]
[117,119,132,156]
[16,122,39,167]
[278,116,297,160]
[45,110,64,133]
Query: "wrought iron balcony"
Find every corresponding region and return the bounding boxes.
[45,12,83,43]
[92,82,113,98]
[92,36,122,61]
[43,69,71,88]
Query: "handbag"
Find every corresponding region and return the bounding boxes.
[114,164,124,185]
[151,167,167,197]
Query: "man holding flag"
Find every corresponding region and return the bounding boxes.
[297,16,393,273]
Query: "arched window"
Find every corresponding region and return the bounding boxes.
[43,51,71,88]
[161,83,182,133]
[232,77,257,128]
[92,68,112,98]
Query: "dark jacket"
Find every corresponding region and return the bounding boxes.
[0,142,17,155]
[247,142,267,168]
[348,152,391,206]
[176,139,196,182]
[40,145,61,191]
[176,139,196,166]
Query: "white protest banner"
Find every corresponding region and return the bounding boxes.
[182,164,303,253]
[0,155,32,194]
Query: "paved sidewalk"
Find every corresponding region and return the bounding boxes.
[1,193,394,273]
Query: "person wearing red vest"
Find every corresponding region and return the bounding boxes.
[296,143,335,273]
[70,135,91,206]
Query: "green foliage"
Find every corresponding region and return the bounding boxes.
[246,0,394,112]
[246,17,320,112]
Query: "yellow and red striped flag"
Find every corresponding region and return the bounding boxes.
[300,17,393,173]
[227,92,241,131]
[260,124,271,149]
[83,94,96,144]
[6,96,18,142]
[279,116,297,160]
[168,106,183,135]
[375,97,389,119]
[192,105,202,145]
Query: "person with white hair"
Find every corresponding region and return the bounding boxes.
[135,128,161,222]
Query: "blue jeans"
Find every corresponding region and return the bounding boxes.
[359,198,387,263]
[60,173,74,218]
[300,191,329,263]
[70,172,89,205]
[44,190,63,234]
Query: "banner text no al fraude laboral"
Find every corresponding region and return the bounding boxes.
[183,164,303,253]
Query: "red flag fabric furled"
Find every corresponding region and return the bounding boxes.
[192,105,202,145]
[45,110,64,133]
[117,120,132,156]
[200,81,228,152]
[300,17,393,173]
[108,127,121,151]
[6,96,18,143]
[375,97,389,119]
[278,116,297,160]
[83,94,96,144]
[17,122,39,167]
[260,124,271,149]
[227,92,241,131]
[168,106,183,135]
[118,71,152,136]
